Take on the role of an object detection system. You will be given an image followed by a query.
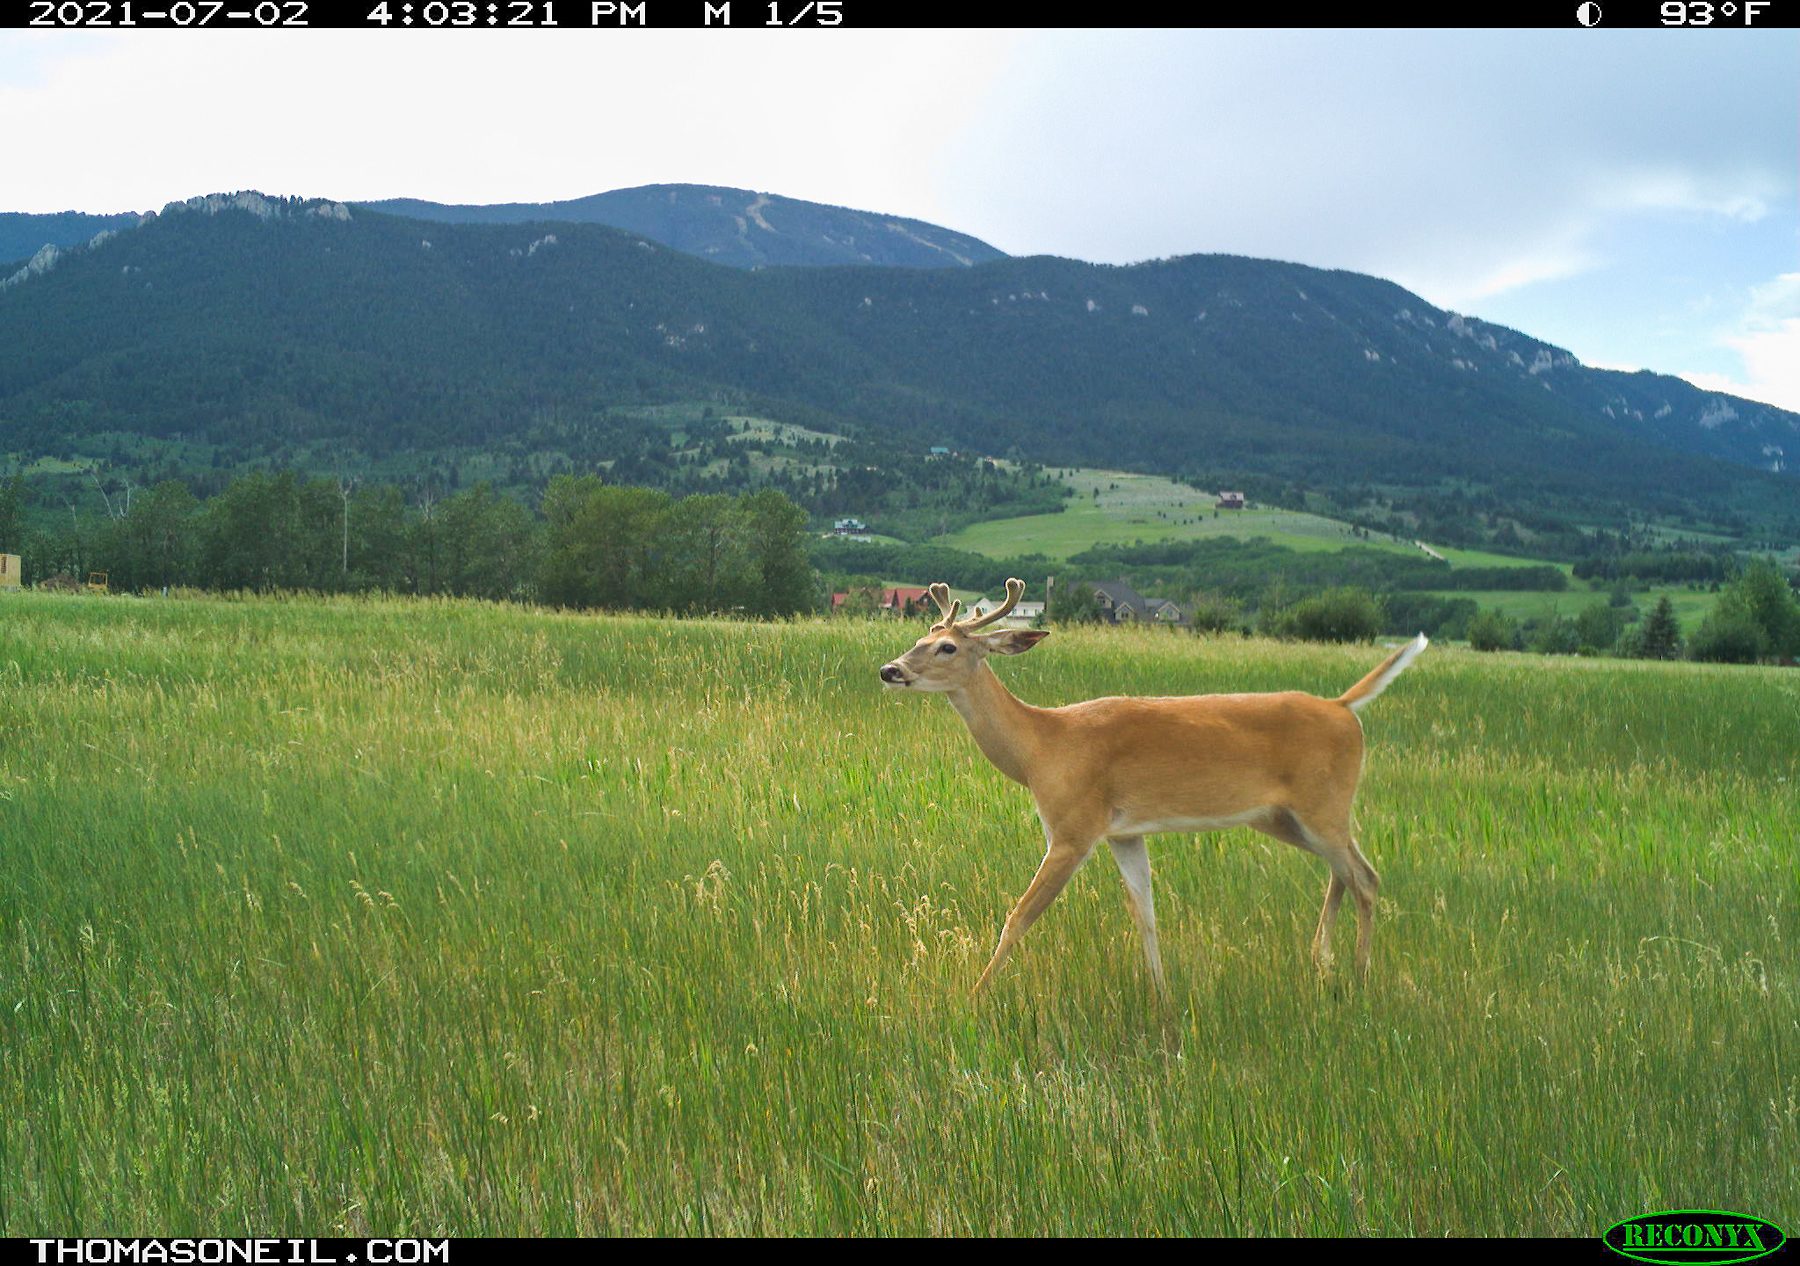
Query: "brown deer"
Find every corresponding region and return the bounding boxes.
[879,578,1426,995]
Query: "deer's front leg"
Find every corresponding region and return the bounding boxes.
[972,835,1099,996]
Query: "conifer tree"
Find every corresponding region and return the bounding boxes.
[1637,595,1683,660]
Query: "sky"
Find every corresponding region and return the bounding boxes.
[4,27,1797,413]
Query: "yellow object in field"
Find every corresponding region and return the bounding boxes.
[87,571,109,594]
[0,554,19,589]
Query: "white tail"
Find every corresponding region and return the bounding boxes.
[1337,633,1429,714]
[879,583,1428,996]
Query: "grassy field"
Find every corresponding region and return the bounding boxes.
[926,467,1736,637]
[933,468,1425,562]
[3,592,1796,1236]
[1433,585,1721,636]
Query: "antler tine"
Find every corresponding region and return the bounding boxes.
[927,582,962,631]
[961,577,1025,632]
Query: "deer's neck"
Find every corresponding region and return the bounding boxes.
[946,661,1043,786]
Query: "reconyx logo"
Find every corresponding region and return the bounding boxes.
[1604,1210,1786,1265]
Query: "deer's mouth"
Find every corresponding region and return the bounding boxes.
[879,664,912,688]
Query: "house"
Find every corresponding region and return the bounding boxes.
[1089,580,1187,626]
[832,517,870,535]
[1215,491,1246,510]
[831,586,931,617]
[964,595,1045,629]
[881,587,931,616]
[1089,580,1150,622]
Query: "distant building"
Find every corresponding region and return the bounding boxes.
[0,554,19,590]
[965,596,1045,629]
[832,586,931,617]
[1089,580,1150,622]
[1089,580,1187,627]
[832,517,870,535]
[1215,491,1245,509]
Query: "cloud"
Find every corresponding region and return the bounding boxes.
[1680,273,1800,414]
[0,30,1021,216]
[937,30,1794,309]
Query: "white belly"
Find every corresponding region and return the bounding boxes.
[1108,807,1266,837]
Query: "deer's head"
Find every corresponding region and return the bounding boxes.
[879,578,1048,692]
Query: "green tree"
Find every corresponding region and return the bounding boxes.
[1728,558,1800,660]
[659,493,754,614]
[114,479,198,591]
[737,488,816,616]
[198,470,292,591]
[347,484,410,592]
[1283,586,1384,643]
[436,482,538,601]
[1183,589,1245,635]
[1573,601,1623,653]
[538,477,671,610]
[1052,581,1107,626]
[1688,560,1800,664]
[1527,614,1580,656]
[0,473,28,553]
[1687,601,1768,664]
[1624,596,1683,660]
[834,575,887,617]
[1466,608,1518,652]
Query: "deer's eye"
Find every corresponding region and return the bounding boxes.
[938,643,957,654]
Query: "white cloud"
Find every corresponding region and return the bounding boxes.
[1679,272,1800,414]
[0,30,1021,216]
[937,29,1794,310]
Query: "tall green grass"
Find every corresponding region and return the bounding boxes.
[2,592,1795,1235]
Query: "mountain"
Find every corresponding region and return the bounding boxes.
[354,184,1009,271]
[0,210,142,271]
[1,184,1007,275]
[0,191,1793,538]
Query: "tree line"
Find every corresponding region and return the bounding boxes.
[0,470,817,616]
[1463,560,1800,665]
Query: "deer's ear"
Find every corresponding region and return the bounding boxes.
[983,628,1050,656]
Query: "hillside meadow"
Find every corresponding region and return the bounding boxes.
[926,467,1740,641]
[931,469,1408,561]
[1,591,1796,1236]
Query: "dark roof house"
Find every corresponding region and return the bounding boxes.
[1090,580,1187,627]
[1090,580,1149,622]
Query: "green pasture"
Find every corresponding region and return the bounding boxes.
[937,467,1486,567]
[935,496,1406,562]
[1440,585,1722,634]
[1,592,1795,1235]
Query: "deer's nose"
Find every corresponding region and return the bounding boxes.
[880,664,907,684]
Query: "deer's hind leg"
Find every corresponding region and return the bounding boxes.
[1107,835,1168,1000]
[1255,806,1380,976]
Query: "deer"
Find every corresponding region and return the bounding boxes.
[878,578,1427,997]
